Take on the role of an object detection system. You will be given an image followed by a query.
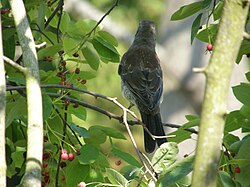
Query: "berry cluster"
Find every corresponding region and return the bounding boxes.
[60,148,75,161]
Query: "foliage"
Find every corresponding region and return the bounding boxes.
[1,0,250,186]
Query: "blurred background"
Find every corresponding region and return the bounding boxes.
[64,0,247,160]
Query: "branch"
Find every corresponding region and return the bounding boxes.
[0,14,7,187]
[85,0,119,37]
[6,85,198,134]
[8,0,44,186]
[45,0,64,28]
[3,56,27,74]
[243,31,250,40]
[192,1,250,187]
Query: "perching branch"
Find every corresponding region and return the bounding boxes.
[6,85,198,134]
[0,14,7,187]
[191,1,249,187]
[8,0,44,186]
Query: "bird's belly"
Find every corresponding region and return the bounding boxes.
[121,81,137,106]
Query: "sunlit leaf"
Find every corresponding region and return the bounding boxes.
[106,168,129,186]
[191,13,202,44]
[171,1,203,21]
[78,144,99,165]
[152,142,179,173]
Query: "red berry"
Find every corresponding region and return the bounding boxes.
[60,162,67,168]
[73,102,79,108]
[78,182,86,187]
[43,152,51,160]
[61,60,66,66]
[44,175,50,183]
[65,82,71,87]
[64,100,70,106]
[76,150,80,156]
[60,149,67,155]
[43,136,48,142]
[1,9,10,14]
[115,160,121,166]
[80,80,87,85]
[47,56,53,62]
[207,43,213,51]
[61,175,65,181]
[61,153,69,160]
[42,162,48,169]
[75,68,80,74]
[68,153,74,161]
[234,167,241,173]
[73,53,79,57]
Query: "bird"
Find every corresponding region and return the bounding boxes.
[118,20,166,153]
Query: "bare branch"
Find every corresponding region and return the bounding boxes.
[3,56,27,74]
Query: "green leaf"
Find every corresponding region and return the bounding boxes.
[106,168,129,186]
[235,136,250,186]
[218,171,235,187]
[37,44,62,60]
[78,144,99,165]
[85,168,104,183]
[98,31,118,47]
[11,148,25,168]
[120,165,141,180]
[82,45,100,70]
[66,159,90,187]
[6,97,27,128]
[42,94,53,120]
[152,142,179,174]
[202,0,212,9]
[213,1,224,21]
[60,11,71,33]
[196,24,218,43]
[92,125,126,140]
[168,129,192,143]
[224,111,245,132]
[3,31,15,59]
[171,1,203,21]
[246,71,250,82]
[236,40,250,64]
[63,37,79,55]
[92,36,120,63]
[240,105,250,132]
[76,71,97,80]
[157,155,194,187]
[70,124,89,138]
[223,133,240,147]
[68,101,87,121]
[84,126,107,145]
[228,159,250,165]
[191,13,202,44]
[111,147,141,168]
[233,83,250,105]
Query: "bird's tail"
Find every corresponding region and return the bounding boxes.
[140,112,167,153]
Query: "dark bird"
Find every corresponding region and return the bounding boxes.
[118,20,166,153]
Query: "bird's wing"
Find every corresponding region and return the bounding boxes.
[120,47,163,113]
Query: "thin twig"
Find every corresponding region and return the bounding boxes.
[45,0,64,28]
[110,97,157,182]
[53,105,82,146]
[78,0,119,49]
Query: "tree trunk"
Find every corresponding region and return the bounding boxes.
[8,0,44,186]
[191,1,249,186]
[0,14,7,187]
